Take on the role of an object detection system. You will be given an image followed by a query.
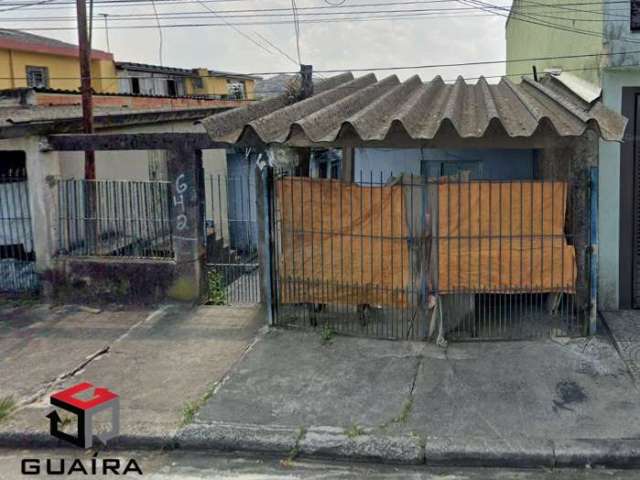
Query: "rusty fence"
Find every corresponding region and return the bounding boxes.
[270,172,592,341]
[0,168,38,293]
[55,178,174,259]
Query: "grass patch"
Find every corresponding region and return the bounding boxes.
[0,397,16,423]
[180,383,218,427]
[344,423,365,439]
[280,426,306,468]
[206,270,228,305]
[320,324,335,345]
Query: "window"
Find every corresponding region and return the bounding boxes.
[420,160,481,179]
[131,77,140,94]
[192,77,204,89]
[632,0,640,31]
[26,66,49,88]
[0,151,26,179]
[227,80,246,99]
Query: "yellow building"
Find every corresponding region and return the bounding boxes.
[0,29,260,100]
[116,63,260,100]
[0,28,118,93]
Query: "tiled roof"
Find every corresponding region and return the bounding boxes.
[0,105,228,138]
[202,73,627,145]
[0,29,111,59]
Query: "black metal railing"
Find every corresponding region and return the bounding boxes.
[271,172,590,341]
[56,178,174,259]
[0,169,38,292]
[205,173,260,305]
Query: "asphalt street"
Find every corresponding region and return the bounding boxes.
[0,449,638,479]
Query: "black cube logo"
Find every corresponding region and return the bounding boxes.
[47,382,119,449]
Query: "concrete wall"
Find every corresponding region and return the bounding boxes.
[354,148,535,181]
[0,119,228,277]
[0,49,117,92]
[597,69,640,309]
[505,0,603,84]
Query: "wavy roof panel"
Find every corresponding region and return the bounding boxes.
[202,73,626,145]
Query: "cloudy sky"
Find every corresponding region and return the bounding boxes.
[3,0,509,82]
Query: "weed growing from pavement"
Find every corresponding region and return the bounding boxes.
[378,397,414,431]
[320,324,335,345]
[345,424,365,439]
[207,271,227,305]
[281,426,306,468]
[180,383,218,426]
[394,397,414,424]
[0,397,15,423]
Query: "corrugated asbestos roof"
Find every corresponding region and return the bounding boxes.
[202,73,627,145]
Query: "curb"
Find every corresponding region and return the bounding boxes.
[4,423,640,468]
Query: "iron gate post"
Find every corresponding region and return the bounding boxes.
[167,146,207,303]
[258,163,275,325]
[589,166,599,336]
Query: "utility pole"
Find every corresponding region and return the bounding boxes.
[76,0,95,180]
[76,0,97,251]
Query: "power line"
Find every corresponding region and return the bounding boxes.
[0,48,632,79]
[194,0,300,68]
[2,4,628,22]
[0,0,629,11]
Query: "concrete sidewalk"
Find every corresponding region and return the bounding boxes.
[0,301,262,447]
[179,327,640,467]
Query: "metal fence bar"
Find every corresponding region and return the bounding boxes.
[0,168,38,293]
[55,178,174,259]
[270,172,590,342]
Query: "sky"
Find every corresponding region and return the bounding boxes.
[0,0,510,82]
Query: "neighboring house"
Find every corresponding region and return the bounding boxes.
[0,29,117,93]
[0,29,260,100]
[505,0,639,310]
[202,71,625,340]
[0,87,236,292]
[116,62,261,100]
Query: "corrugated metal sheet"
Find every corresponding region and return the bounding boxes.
[202,73,626,145]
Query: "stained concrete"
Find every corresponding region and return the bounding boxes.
[0,303,263,441]
[194,328,640,457]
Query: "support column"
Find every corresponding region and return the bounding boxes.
[27,137,62,272]
[167,146,207,302]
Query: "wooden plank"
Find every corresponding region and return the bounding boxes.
[44,133,230,151]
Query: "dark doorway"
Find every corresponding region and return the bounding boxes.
[167,79,177,97]
[620,88,640,308]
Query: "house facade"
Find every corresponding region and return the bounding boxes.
[506,0,640,310]
[0,29,260,100]
[0,29,117,93]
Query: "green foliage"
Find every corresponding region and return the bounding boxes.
[0,397,16,423]
[180,383,218,427]
[181,400,200,426]
[207,270,228,305]
[320,324,335,345]
[281,426,306,467]
[345,423,365,439]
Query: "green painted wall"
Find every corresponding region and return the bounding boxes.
[505,0,604,84]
